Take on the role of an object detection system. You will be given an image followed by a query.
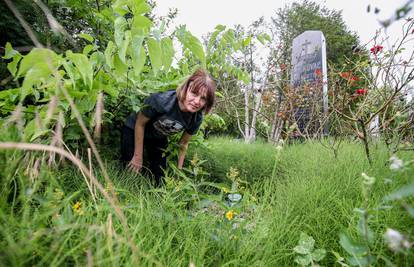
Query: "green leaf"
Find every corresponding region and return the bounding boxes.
[112,0,130,16]
[83,45,94,55]
[3,42,20,59]
[294,254,312,266]
[357,218,375,244]
[131,0,150,15]
[104,41,115,68]
[339,233,368,256]
[215,91,224,98]
[66,51,93,89]
[147,37,162,76]
[294,233,315,254]
[7,54,22,76]
[384,181,414,201]
[113,54,128,79]
[114,16,127,47]
[132,15,153,33]
[161,37,174,71]
[130,35,146,76]
[22,62,52,92]
[243,36,252,47]
[311,249,326,261]
[79,33,94,43]
[207,25,226,52]
[17,48,59,78]
[177,29,206,66]
[119,30,131,63]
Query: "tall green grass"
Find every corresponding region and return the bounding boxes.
[1,138,413,266]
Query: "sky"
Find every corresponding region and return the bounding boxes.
[153,0,411,47]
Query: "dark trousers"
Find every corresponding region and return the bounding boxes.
[120,126,168,186]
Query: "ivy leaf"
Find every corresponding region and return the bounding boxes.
[147,37,162,76]
[66,51,93,89]
[161,37,174,71]
[130,35,146,76]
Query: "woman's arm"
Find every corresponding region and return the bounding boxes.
[128,112,150,173]
[177,132,192,169]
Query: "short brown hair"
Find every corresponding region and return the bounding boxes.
[176,69,216,114]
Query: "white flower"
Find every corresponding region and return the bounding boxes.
[361,173,375,186]
[384,228,412,252]
[390,155,403,171]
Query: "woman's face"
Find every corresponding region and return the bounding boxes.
[181,88,207,113]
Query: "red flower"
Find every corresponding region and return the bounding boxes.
[370,45,383,55]
[355,88,368,95]
[340,71,352,79]
[350,76,359,81]
[314,68,322,76]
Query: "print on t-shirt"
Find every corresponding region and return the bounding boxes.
[153,118,184,136]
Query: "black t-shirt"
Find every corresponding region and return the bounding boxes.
[124,90,203,139]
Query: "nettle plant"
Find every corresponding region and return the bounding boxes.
[0,0,207,149]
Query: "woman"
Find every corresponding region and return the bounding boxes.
[121,69,216,185]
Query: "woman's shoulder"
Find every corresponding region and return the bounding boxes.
[145,89,177,112]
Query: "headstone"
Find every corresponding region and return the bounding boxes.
[290,31,328,135]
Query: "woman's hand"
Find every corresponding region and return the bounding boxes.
[128,154,142,173]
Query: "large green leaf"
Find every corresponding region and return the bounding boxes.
[161,37,174,71]
[113,54,128,79]
[7,54,22,77]
[384,181,414,201]
[132,15,153,33]
[294,233,315,255]
[66,51,93,89]
[131,0,150,15]
[339,233,368,256]
[3,42,20,59]
[17,48,59,78]
[207,25,226,54]
[119,30,131,63]
[177,28,206,66]
[22,62,52,93]
[130,35,146,76]
[147,37,162,76]
[104,41,115,68]
[111,0,130,16]
[114,16,127,47]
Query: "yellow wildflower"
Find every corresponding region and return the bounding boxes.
[72,201,84,215]
[226,167,239,180]
[225,210,236,221]
[221,187,230,194]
